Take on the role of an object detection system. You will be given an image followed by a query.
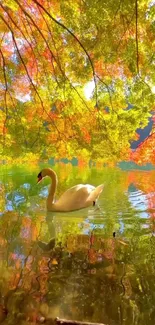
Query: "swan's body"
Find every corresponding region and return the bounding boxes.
[37,168,104,212]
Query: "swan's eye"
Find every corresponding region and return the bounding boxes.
[37,171,42,183]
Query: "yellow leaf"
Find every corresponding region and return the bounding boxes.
[3,0,18,11]
[51,258,58,265]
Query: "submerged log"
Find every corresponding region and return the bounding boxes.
[55,317,107,325]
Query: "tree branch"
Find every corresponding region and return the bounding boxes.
[32,0,98,107]
[0,47,8,145]
[14,0,91,112]
[1,12,70,140]
[0,3,40,80]
[135,0,139,74]
[96,74,114,111]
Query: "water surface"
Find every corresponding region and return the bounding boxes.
[0,164,155,325]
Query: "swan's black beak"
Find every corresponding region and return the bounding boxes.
[37,172,42,183]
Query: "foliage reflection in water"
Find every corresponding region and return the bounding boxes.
[0,164,155,325]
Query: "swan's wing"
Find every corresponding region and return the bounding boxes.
[86,184,104,202]
[57,184,95,202]
[55,184,95,211]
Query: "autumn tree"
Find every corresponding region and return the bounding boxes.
[0,0,154,162]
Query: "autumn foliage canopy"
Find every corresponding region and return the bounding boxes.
[0,0,154,164]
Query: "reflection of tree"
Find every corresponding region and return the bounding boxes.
[128,170,155,230]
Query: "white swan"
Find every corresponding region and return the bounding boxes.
[37,168,104,212]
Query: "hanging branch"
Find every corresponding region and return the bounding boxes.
[114,11,135,56]
[0,45,15,108]
[14,0,91,112]
[32,0,98,108]
[20,15,40,85]
[0,30,29,149]
[36,4,62,86]
[135,0,153,92]
[0,48,8,145]
[23,8,60,88]
[0,49,8,109]
[0,13,69,144]
[135,0,139,74]
[0,32,24,132]
[0,15,42,105]
[96,74,114,111]
[1,1,90,148]
[0,2,40,85]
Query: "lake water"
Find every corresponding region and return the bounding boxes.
[0,164,155,325]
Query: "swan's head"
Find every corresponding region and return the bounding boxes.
[37,170,47,183]
[37,168,51,183]
[37,168,56,184]
[37,171,43,183]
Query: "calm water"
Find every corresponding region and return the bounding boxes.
[0,164,155,325]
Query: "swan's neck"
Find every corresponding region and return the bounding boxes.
[46,169,58,206]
